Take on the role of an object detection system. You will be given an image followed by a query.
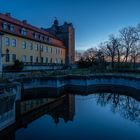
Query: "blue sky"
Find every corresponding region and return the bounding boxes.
[1,0,140,50]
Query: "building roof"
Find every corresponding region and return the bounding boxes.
[0,13,65,48]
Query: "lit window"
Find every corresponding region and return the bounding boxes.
[22,41,26,49]
[3,22,8,30]
[21,28,27,36]
[10,24,14,32]
[5,37,10,46]
[30,42,33,50]
[22,55,26,62]
[11,39,16,47]
[12,54,16,62]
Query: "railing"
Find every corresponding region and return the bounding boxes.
[23,62,65,66]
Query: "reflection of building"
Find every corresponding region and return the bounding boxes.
[0,13,75,70]
[19,94,75,125]
[0,94,75,140]
[49,94,75,124]
[0,93,16,131]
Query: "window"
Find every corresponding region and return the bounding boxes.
[46,46,48,53]
[58,49,60,55]
[10,24,14,32]
[30,42,33,50]
[50,58,52,63]
[34,33,38,39]
[30,56,33,63]
[21,28,27,36]
[36,57,38,63]
[44,36,47,42]
[46,57,48,63]
[41,57,43,63]
[55,58,58,63]
[12,54,16,62]
[50,48,52,53]
[3,22,8,30]
[22,55,26,62]
[61,59,63,64]
[6,54,10,62]
[48,38,52,43]
[5,37,10,46]
[35,44,39,51]
[22,41,26,49]
[40,35,43,41]
[11,39,16,47]
[40,45,43,52]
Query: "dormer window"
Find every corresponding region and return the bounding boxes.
[2,22,8,30]
[40,35,43,41]
[21,28,27,36]
[48,37,52,43]
[10,24,14,32]
[44,36,48,42]
[34,33,38,39]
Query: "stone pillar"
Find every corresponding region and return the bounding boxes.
[0,33,3,76]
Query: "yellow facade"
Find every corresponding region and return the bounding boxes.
[2,34,66,66]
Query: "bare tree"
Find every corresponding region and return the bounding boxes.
[100,35,120,69]
[83,47,97,62]
[130,42,140,69]
[119,26,139,63]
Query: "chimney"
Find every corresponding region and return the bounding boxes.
[5,13,11,17]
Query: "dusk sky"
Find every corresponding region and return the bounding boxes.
[1,0,140,50]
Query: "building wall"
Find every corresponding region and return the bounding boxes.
[2,34,66,66]
[0,13,67,69]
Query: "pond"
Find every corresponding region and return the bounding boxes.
[1,86,140,140]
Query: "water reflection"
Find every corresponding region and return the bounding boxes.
[0,93,75,140]
[95,93,140,125]
[0,92,16,131]
[0,86,140,140]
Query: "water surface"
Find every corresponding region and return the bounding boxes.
[15,91,140,140]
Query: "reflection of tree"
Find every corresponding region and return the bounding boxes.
[95,93,140,125]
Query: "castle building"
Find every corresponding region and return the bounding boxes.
[46,19,75,66]
[0,13,75,72]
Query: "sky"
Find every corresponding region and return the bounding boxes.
[1,0,140,50]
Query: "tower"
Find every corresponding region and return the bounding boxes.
[46,20,75,66]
